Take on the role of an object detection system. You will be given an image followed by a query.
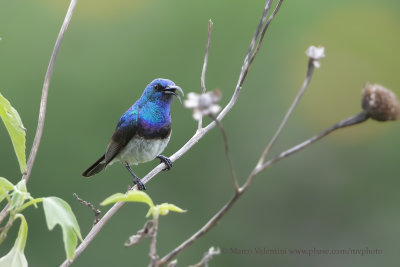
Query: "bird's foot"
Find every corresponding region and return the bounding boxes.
[133,177,146,191]
[124,162,146,191]
[156,155,173,171]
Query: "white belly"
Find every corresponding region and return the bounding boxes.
[113,135,170,165]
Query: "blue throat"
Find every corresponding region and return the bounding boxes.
[118,95,172,139]
[138,99,172,138]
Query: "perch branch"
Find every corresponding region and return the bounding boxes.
[61,0,282,265]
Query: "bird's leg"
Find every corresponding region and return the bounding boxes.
[124,162,146,191]
[156,155,173,171]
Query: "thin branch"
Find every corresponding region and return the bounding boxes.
[255,57,314,170]
[73,193,101,226]
[201,20,213,94]
[256,111,370,174]
[248,0,284,66]
[198,20,214,130]
[23,0,78,182]
[0,215,15,244]
[238,0,273,88]
[60,201,124,267]
[149,218,159,267]
[189,247,220,267]
[125,220,154,247]
[0,206,9,226]
[0,0,78,226]
[157,193,241,266]
[157,111,369,266]
[210,115,239,192]
[60,0,282,265]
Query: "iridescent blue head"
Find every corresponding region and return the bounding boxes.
[139,78,184,106]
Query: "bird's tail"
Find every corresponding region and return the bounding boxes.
[82,154,107,177]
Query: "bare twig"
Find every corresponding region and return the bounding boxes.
[73,193,101,225]
[0,216,15,245]
[60,0,282,265]
[255,58,315,171]
[125,220,154,247]
[256,111,370,174]
[239,0,284,88]
[210,115,239,191]
[158,110,369,265]
[0,0,78,225]
[167,260,178,267]
[248,0,284,66]
[238,0,273,88]
[198,20,214,130]
[0,206,9,225]
[157,193,240,266]
[149,218,159,267]
[23,0,78,183]
[189,247,220,267]
[201,20,213,94]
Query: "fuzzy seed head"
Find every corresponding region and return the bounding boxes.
[362,83,400,121]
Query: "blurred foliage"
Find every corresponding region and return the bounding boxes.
[0,0,399,266]
[0,177,82,263]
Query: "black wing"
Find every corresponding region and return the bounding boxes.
[104,121,138,164]
[82,112,138,177]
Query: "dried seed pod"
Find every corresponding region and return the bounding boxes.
[362,83,400,121]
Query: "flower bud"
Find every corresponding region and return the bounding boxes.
[184,90,222,121]
[362,83,400,121]
[306,45,325,68]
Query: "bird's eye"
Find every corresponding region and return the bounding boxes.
[154,84,163,91]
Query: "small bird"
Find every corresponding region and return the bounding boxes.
[82,78,183,190]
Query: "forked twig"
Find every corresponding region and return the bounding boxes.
[73,193,101,226]
[255,58,315,171]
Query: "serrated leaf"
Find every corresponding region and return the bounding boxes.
[101,191,154,208]
[0,177,14,203]
[0,214,28,267]
[43,197,82,260]
[0,93,27,174]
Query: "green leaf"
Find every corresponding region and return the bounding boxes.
[9,180,32,212]
[148,203,186,218]
[0,177,14,191]
[157,203,186,216]
[0,177,14,203]
[0,214,28,267]
[101,191,154,208]
[0,93,27,174]
[43,197,82,260]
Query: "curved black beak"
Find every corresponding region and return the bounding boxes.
[163,85,184,104]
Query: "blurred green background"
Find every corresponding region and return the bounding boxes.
[1,0,400,266]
